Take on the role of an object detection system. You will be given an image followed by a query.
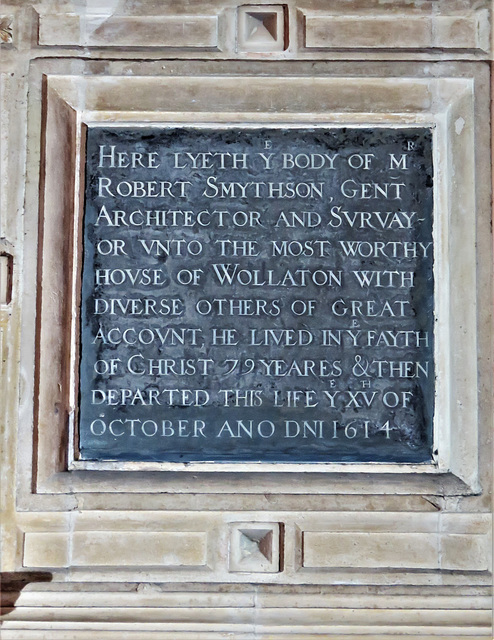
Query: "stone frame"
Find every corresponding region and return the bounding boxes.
[30,70,484,501]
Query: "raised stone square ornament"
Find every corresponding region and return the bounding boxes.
[0,1,492,638]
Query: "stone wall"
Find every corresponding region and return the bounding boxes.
[0,1,492,637]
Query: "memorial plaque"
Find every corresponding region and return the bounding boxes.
[78,126,434,463]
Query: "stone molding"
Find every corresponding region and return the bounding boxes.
[30,72,484,498]
[1,584,492,638]
[30,1,491,58]
[16,511,491,580]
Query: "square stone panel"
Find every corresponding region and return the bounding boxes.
[229,522,280,572]
[237,5,286,52]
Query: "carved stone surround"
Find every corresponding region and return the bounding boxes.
[0,1,492,638]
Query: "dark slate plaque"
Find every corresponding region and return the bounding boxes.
[78,126,434,463]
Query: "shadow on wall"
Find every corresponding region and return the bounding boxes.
[0,572,53,616]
